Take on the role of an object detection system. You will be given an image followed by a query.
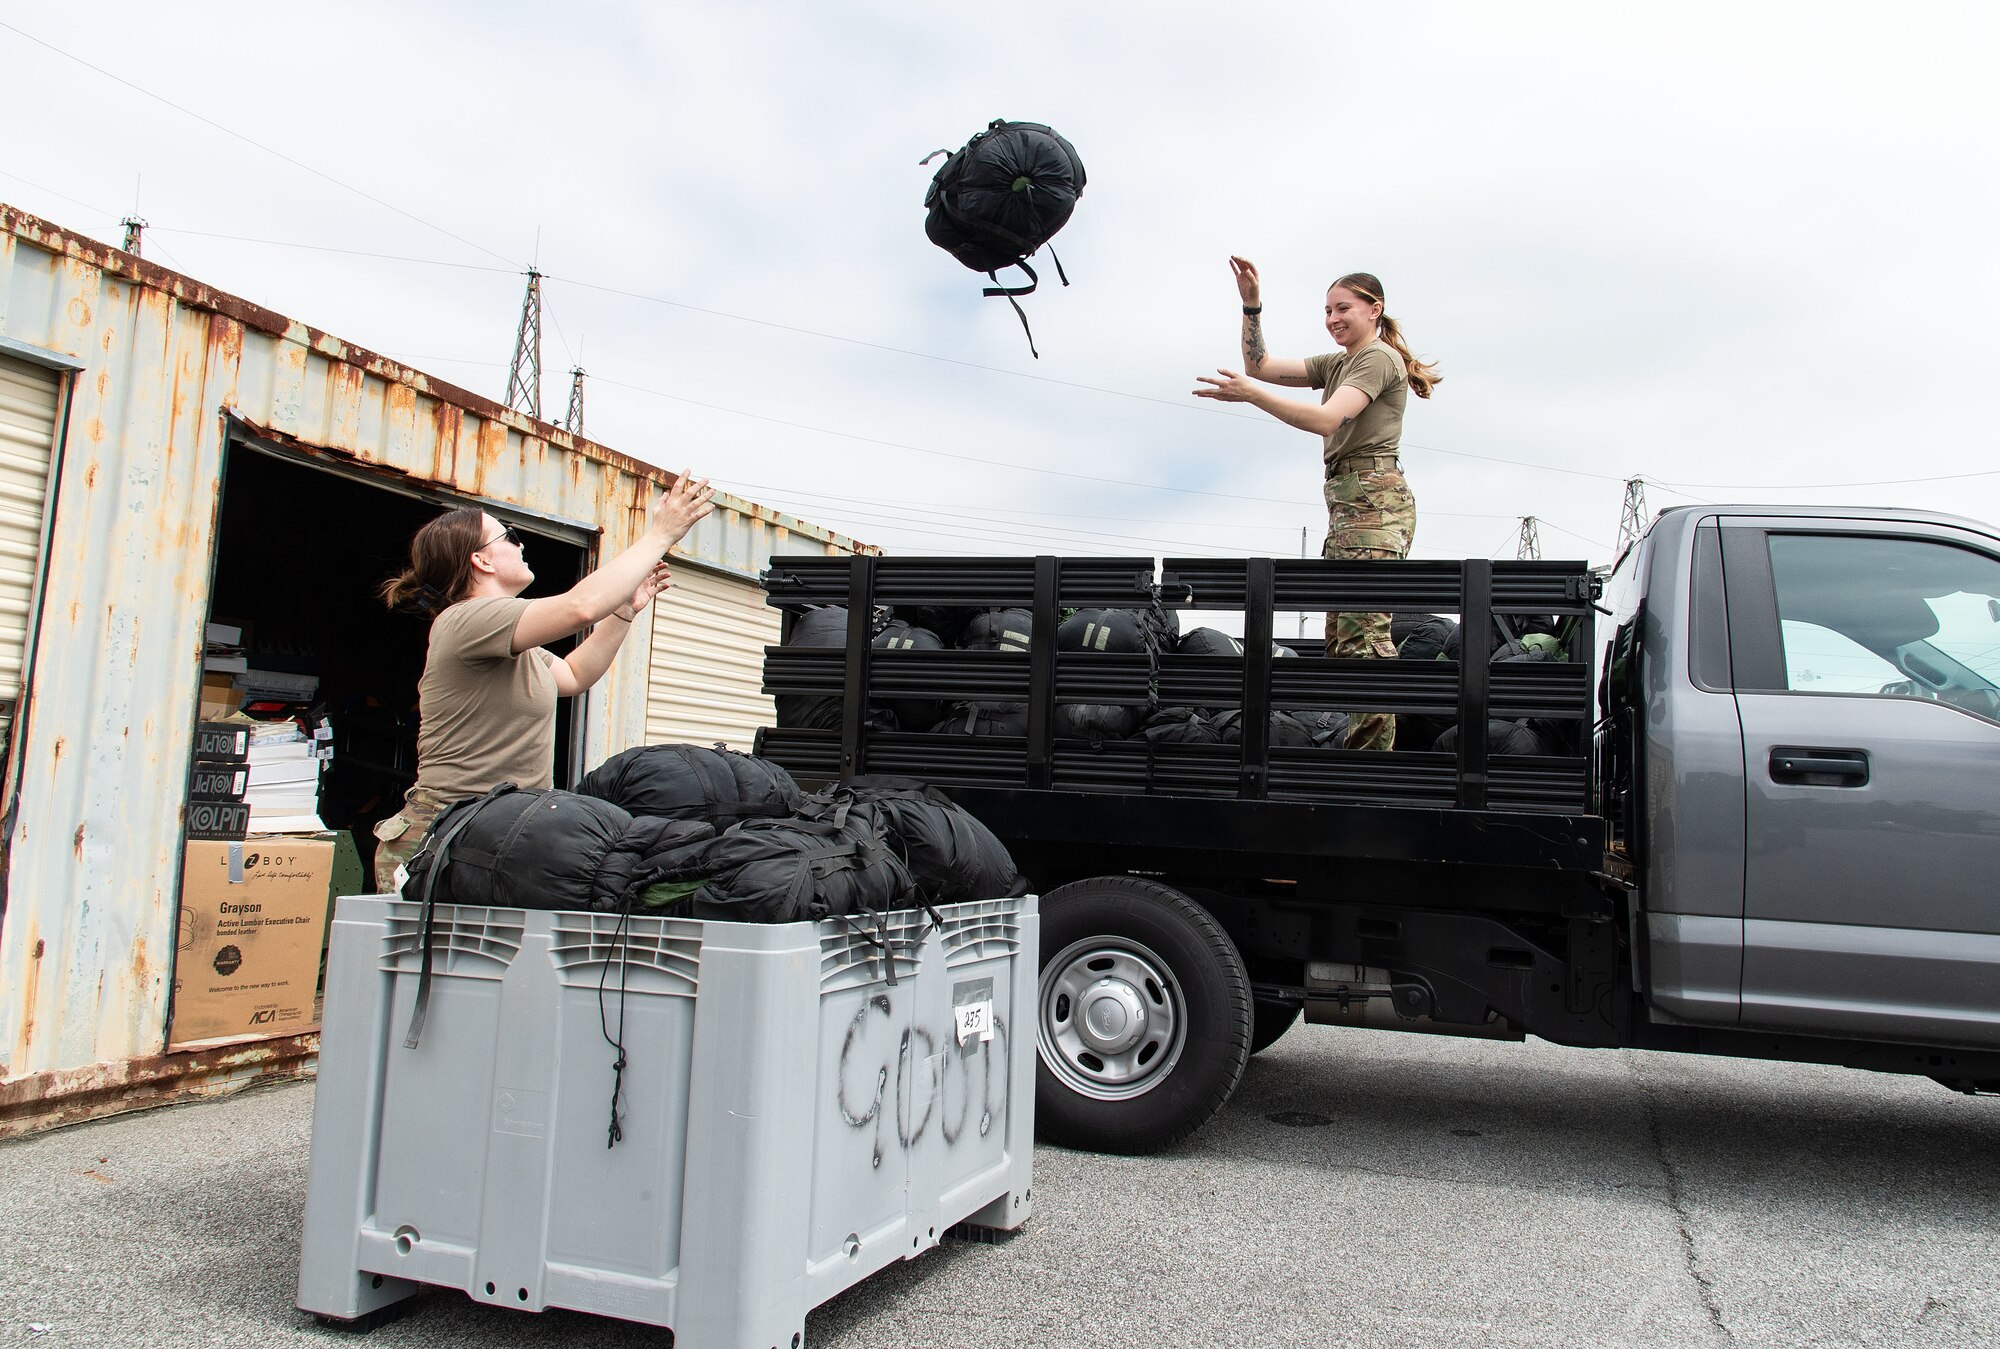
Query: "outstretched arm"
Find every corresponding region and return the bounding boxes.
[510,472,713,653]
[549,558,673,696]
[1193,370,1371,437]
[1230,256,1309,387]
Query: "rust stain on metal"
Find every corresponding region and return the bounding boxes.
[83,462,97,489]
[72,824,84,861]
[66,295,91,327]
[51,736,63,763]
[0,1033,320,1140]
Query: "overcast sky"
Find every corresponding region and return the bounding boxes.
[3,2,1996,576]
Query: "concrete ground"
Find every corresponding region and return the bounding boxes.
[4,1023,1997,1348]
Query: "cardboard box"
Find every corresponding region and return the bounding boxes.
[199,672,241,718]
[193,722,249,762]
[169,837,334,1048]
[189,763,249,802]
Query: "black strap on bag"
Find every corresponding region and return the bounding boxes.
[401,783,517,1051]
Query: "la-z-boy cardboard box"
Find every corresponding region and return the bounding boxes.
[169,837,334,1049]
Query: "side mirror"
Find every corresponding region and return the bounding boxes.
[1989,598,2000,623]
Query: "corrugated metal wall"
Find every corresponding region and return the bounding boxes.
[0,205,868,1090]
[644,561,781,752]
[0,356,58,740]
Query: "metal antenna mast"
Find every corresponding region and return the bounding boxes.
[1516,516,1542,560]
[506,267,543,419]
[120,217,147,257]
[563,367,586,436]
[1616,477,1649,557]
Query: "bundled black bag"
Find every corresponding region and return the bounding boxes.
[775,606,850,730]
[1054,608,1149,740]
[922,118,1085,357]
[796,779,1028,907]
[1434,720,1554,757]
[1286,709,1352,748]
[1396,616,1458,662]
[900,605,970,648]
[1176,627,1244,657]
[872,619,947,731]
[401,787,715,914]
[959,607,1034,652]
[1136,706,1222,745]
[679,812,915,926]
[933,701,1030,737]
[1211,708,1315,748]
[576,744,800,827]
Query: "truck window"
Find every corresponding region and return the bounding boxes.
[1767,533,2000,715]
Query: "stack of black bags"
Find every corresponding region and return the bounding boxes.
[400,744,1028,926]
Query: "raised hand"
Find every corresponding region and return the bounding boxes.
[651,471,715,544]
[1193,368,1257,403]
[627,558,672,615]
[1229,256,1261,307]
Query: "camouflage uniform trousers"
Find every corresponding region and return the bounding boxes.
[1322,461,1416,751]
[370,786,449,893]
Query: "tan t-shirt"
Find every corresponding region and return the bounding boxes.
[1303,342,1407,473]
[415,596,559,800]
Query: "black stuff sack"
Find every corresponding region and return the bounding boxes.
[677,813,915,925]
[1176,627,1244,657]
[959,607,1034,652]
[1211,708,1315,749]
[1136,706,1222,745]
[922,118,1086,358]
[796,779,1028,907]
[576,744,801,828]
[872,620,948,731]
[1396,616,1458,663]
[1053,608,1150,741]
[1287,709,1352,748]
[1434,720,1554,757]
[401,787,715,914]
[775,606,850,730]
[933,701,1030,737]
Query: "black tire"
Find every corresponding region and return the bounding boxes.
[1248,999,1302,1055]
[1035,876,1252,1154]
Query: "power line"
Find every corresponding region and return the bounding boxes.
[0,19,522,269]
[1648,468,2000,490]
[148,227,519,273]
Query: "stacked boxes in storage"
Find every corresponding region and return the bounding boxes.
[297,894,1038,1347]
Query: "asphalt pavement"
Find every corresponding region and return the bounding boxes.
[4,1023,1997,1348]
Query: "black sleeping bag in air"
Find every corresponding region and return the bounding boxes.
[575,744,801,828]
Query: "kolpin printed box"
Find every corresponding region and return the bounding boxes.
[189,763,250,803]
[193,721,250,763]
[297,895,1038,1348]
[169,838,334,1047]
[185,799,251,841]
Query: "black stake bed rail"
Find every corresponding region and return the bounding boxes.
[755,554,1606,873]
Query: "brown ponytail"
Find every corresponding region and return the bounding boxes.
[1332,272,1442,400]
[379,506,486,616]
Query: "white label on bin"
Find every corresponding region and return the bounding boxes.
[954,1000,995,1045]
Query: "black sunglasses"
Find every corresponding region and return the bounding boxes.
[475,524,524,552]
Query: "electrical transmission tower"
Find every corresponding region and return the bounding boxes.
[563,368,586,436]
[1516,516,1542,560]
[121,217,147,257]
[1616,477,1649,557]
[506,268,544,419]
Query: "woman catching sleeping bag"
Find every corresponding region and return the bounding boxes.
[371,471,715,889]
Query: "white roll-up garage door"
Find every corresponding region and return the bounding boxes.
[0,356,61,757]
[644,560,779,752]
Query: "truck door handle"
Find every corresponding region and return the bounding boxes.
[1769,747,1869,786]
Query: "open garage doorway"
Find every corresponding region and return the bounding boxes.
[204,438,591,881]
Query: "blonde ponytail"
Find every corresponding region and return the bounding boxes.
[1332,272,1442,399]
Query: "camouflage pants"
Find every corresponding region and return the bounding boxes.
[1322,464,1416,751]
[370,786,448,893]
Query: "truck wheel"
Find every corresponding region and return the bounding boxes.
[1249,1000,1302,1055]
[1035,876,1252,1154]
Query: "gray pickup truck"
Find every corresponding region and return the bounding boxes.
[758,503,2000,1153]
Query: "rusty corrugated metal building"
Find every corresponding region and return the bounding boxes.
[0,204,869,1133]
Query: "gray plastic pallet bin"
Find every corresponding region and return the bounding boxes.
[296,893,1037,1347]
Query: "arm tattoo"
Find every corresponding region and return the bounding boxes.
[1244,314,1268,369]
